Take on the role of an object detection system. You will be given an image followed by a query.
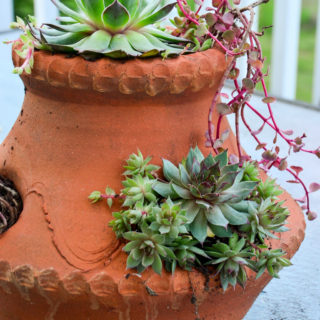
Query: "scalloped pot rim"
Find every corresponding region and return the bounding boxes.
[12,46,231,96]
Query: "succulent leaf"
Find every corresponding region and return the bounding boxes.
[102,0,130,31]
[75,30,111,53]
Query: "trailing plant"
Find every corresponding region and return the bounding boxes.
[170,0,320,221]
[90,148,292,290]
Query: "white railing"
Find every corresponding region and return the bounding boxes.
[1,0,320,106]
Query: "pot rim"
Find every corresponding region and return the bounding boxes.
[13,46,230,97]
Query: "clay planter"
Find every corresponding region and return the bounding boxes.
[0,47,305,320]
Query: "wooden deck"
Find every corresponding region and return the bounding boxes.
[0,30,319,320]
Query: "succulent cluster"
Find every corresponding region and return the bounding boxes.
[153,148,258,243]
[90,148,292,290]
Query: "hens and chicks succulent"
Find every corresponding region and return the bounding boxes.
[90,147,291,291]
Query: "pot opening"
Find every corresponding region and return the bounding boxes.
[0,175,23,235]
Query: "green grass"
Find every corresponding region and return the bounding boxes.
[13,0,318,103]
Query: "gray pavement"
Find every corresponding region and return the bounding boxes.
[0,31,319,320]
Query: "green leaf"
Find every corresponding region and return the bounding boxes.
[186,0,197,11]
[208,224,233,237]
[237,266,247,288]
[159,225,170,234]
[43,32,87,46]
[203,153,215,168]
[127,252,140,268]
[212,242,230,253]
[179,164,191,185]
[81,0,105,25]
[182,200,200,223]
[219,204,248,225]
[135,1,176,28]
[193,146,205,162]
[233,256,248,265]
[163,159,180,183]
[206,206,229,227]
[126,30,161,53]
[256,266,266,279]
[209,257,228,265]
[118,0,139,17]
[152,253,163,274]
[88,191,102,203]
[190,210,207,243]
[228,233,238,249]
[171,184,193,199]
[214,150,228,168]
[153,181,173,197]
[51,0,85,23]
[186,148,197,174]
[142,26,190,43]
[105,34,140,57]
[132,248,143,260]
[123,240,140,252]
[163,246,176,260]
[142,254,155,267]
[44,23,94,34]
[107,198,113,208]
[123,231,147,241]
[220,273,229,291]
[142,33,182,55]
[155,244,167,257]
[220,181,257,203]
[188,246,210,259]
[234,238,246,253]
[267,258,276,277]
[74,30,111,53]
[102,0,130,31]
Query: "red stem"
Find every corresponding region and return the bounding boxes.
[177,0,244,57]
[241,104,311,213]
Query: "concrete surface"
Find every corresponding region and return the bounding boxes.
[0,31,319,320]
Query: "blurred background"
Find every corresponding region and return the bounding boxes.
[0,1,319,319]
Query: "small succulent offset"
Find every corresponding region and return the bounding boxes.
[206,234,255,290]
[90,148,292,290]
[123,222,175,274]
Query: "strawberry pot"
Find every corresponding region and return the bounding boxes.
[0,47,305,320]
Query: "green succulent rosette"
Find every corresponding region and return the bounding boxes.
[31,0,190,58]
[153,147,258,243]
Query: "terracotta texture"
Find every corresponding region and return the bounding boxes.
[0,47,305,320]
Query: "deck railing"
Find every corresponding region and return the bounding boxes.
[1,0,320,106]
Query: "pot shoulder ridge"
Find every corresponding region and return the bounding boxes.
[13,47,229,96]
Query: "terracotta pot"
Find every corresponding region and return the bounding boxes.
[0,47,305,320]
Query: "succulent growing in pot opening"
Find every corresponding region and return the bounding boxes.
[153,147,259,243]
[91,148,293,291]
